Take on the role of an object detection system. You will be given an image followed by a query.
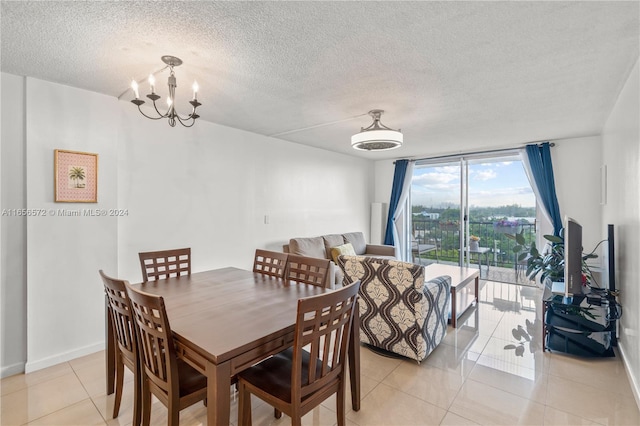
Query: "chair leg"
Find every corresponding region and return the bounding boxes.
[141,377,151,426]
[168,399,180,426]
[237,381,252,426]
[336,385,346,426]
[132,366,141,426]
[290,406,302,426]
[274,407,282,419]
[112,355,124,418]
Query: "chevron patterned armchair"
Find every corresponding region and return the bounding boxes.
[337,255,451,362]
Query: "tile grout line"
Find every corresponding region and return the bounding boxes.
[69,360,110,425]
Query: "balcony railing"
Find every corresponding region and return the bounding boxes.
[412,218,536,269]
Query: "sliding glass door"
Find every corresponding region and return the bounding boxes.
[410,153,536,284]
[411,161,463,266]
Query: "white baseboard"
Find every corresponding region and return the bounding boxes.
[1,362,26,379]
[619,343,640,411]
[25,341,105,374]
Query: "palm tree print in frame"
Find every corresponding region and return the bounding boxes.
[54,149,98,202]
[68,166,86,188]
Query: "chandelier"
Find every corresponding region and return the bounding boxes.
[130,56,201,127]
[351,109,403,151]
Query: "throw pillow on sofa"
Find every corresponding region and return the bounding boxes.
[323,234,346,259]
[330,243,356,264]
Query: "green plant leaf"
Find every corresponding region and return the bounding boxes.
[544,234,563,244]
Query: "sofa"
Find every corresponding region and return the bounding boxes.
[283,231,395,289]
[337,255,451,362]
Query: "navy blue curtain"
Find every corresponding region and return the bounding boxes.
[525,142,563,235]
[384,160,409,245]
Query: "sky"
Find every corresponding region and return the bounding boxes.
[411,158,535,208]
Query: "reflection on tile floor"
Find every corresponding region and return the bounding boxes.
[2,280,639,425]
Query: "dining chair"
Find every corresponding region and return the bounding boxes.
[99,270,141,426]
[125,283,207,426]
[236,280,361,426]
[138,247,191,282]
[284,254,332,288]
[253,249,288,278]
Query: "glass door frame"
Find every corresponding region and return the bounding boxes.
[411,149,523,270]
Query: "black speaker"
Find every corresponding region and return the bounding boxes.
[608,224,616,293]
[607,224,617,346]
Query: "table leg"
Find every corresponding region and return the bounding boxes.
[450,287,458,328]
[474,276,479,303]
[206,360,231,426]
[348,301,361,411]
[105,296,115,395]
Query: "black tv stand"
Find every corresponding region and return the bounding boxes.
[542,283,618,358]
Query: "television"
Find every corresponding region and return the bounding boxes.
[564,216,583,297]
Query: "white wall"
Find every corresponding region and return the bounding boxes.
[602,59,640,404]
[116,103,374,282]
[1,73,27,377]
[0,73,374,374]
[373,160,395,240]
[550,135,603,260]
[24,78,120,372]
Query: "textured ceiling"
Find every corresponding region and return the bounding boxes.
[1,1,638,159]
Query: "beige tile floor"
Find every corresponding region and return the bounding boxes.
[2,280,639,425]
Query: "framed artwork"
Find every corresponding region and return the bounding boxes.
[54,149,98,203]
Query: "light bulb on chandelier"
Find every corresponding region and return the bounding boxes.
[130,55,201,128]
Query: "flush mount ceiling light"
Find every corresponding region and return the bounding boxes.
[351,109,403,151]
[130,55,201,127]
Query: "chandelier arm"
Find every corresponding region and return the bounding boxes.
[136,105,167,120]
[171,100,201,122]
[174,115,197,128]
[172,110,199,121]
[150,100,170,118]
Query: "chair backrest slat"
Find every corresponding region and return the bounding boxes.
[100,270,137,361]
[285,254,331,288]
[138,248,191,282]
[253,249,288,278]
[126,283,178,395]
[292,280,360,402]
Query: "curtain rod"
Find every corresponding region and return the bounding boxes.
[393,141,555,164]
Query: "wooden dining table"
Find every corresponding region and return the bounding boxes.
[105,267,361,425]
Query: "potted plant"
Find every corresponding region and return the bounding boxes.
[469,235,480,250]
[510,229,598,285]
